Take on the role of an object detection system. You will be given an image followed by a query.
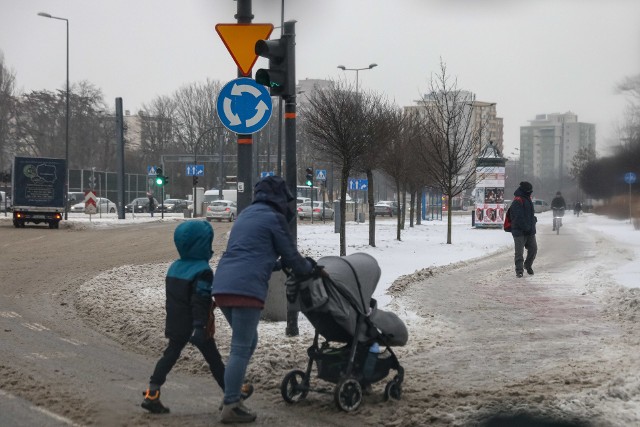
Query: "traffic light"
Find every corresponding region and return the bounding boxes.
[305,167,313,187]
[193,176,198,186]
[255,21,295,97]
[155,167,165,186]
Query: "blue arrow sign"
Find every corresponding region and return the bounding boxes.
[625,172,637,184]
[216,78,272,134]
[260,171,275,178]
[348,178,368,191]
[186,165,204,177]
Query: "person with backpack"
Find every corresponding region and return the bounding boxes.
[508,181,538,278]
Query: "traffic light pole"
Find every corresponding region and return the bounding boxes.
[235,0,254,215]
[281,20,298,336]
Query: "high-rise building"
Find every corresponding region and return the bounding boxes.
[520,112,595,199]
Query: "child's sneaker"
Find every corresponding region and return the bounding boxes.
[220,401,256,424]
[141,389,170,414]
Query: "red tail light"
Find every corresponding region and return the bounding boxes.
[297,207,302,212]
[225,208,230,212]
[313,208,320,212]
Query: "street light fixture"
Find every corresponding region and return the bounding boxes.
[337,63,377,98]
[38,11,70,220]
[337,63,378,222]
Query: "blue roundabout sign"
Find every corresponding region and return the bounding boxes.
[216,78,272,134]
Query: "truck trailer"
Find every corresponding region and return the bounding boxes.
[12,156,66,229]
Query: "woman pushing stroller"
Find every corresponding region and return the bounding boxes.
[212,176,323,424]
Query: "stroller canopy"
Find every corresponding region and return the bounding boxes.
[318,252,381,316]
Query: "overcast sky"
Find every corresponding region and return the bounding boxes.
[1,0,639,156]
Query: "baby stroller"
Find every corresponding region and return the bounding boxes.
[281,253,408,412]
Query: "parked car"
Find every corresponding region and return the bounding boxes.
[533,199,550,213]
[125,197,159,213]
[70,197,116,213]
[374,201,399,217]
[296,197,311,206]
[206,200,237,222]
[158,198,189,213]
[297,201,334,220]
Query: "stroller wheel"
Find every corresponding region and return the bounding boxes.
[333,377,363,412]
[281,370,309,403]
[384,379,402,401]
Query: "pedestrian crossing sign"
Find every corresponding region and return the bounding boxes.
[315,169,327,181]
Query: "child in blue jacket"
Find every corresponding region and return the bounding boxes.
[142,220,252,413]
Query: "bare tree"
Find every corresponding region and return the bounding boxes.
[300,79,378,255]
[0,52,17,173]
[378,106,410,241]
[415,60,484,244]
[356,95,395,247]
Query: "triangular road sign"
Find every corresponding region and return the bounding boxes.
[216,23,274,76]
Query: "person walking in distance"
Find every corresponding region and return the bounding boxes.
[212,176,316,424]
[510,181,538,278]
[551,191,566,231]
[141,221,252,414]
[148,193,156,217]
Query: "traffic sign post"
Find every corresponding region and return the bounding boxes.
[216,78,273,135]
[625,172,636,223]
[315,169,327,181]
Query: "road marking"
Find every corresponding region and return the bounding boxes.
[60,337,85,346]
[22,322,50,331]
[0,311,21,318]
[32,405,84,426]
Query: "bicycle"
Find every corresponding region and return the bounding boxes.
[553,208,565,235]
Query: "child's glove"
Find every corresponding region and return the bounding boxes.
[189,327,207,346]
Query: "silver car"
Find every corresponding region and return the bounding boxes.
[206,200,237,222]
[297,201,334,220]
[70,197,116,213]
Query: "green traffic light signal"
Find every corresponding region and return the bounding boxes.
[305,167,313,187]
[156,175,165,186]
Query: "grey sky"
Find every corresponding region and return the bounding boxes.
[1,0,639,156]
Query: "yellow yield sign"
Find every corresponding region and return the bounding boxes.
[216,23,274,76]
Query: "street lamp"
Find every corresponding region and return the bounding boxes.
[337,63,378,221]
[38,11,69,220]
[337,63,378,100]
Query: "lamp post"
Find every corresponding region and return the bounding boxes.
[337,63,378,221]
[38,12,69,220]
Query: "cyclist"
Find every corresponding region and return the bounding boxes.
[551,191,566,231]
[574,201,582,217]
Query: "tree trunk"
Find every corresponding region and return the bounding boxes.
[395,179,402,241]
[416,188,422,225]
[366,168,375,247]
[340,165,349,256]
[447,192,453,244]
[409,190,415,228]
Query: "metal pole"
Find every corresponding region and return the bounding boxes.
[219,134,224,200]
[235,0,254,214]
[115,98,125,219]
[65,18,69,220]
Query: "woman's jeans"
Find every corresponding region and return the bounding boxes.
[220,306,261,405]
